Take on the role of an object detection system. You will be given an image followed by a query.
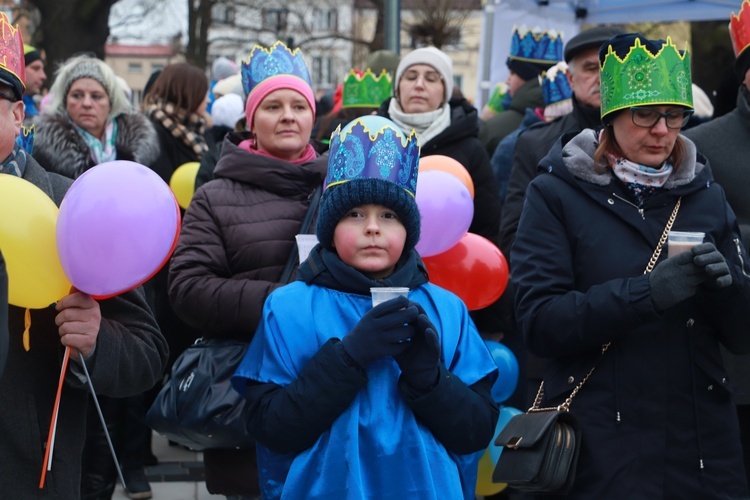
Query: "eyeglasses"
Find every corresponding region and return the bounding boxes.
[402,70,443,84]
[630,107,694,129]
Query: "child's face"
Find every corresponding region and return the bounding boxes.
[333,204,407,280]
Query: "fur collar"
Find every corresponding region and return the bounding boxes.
[33,112,160,179]
[562,128,703,189]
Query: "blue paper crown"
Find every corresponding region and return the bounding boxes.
[509,26,563,65]
[241,41,312,97]
[326,116,420,196]
[541,62,573,106]
[15,125,33,154]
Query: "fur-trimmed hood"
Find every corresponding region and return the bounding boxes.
[33,112,160,179]
[558,128,704,189]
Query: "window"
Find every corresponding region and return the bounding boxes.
[262,8,288,34]
[312,56,335,86]
[313,8,338,32]
[213,4,236,24]
[151,63,165,73]
[128,62,143,73]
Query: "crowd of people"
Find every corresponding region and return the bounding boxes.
[3,1,750,498]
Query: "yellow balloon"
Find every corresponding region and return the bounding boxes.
[0,175,71,308]
[475,449,507,497]
[170,162,201,209]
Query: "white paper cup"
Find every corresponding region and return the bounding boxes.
[295,234,319,264]
[370,287,409,308]
[667,231,705,257]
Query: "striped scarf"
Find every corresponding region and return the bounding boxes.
[0,143,27,177]
[145,100,208,158]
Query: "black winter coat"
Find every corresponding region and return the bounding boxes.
[378,97,502,246]
[511,129,750,499]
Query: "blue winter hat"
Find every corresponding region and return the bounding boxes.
[317,116,421,252]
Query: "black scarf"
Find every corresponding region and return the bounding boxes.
[297,246,429,295]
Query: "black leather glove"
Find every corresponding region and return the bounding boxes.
[649,250,706,311]
[342,295,419,368]
[394,303,441,390]
[692,242,732,289]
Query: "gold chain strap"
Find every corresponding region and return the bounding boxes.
[529,197,682,413]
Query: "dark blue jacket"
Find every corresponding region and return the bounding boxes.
[511,129,750,499]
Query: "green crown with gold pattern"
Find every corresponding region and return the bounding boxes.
[342,69,392,108]
[599,37,692,120]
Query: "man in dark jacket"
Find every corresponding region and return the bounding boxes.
[684,6,750,483]
[499,26,624,258]
[478,27,562,157]
[0,17,168,498]
[0,249,7,379]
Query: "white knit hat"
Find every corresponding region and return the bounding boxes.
[211,93,245,129]
[395,47,454,103]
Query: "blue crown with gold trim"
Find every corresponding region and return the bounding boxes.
[541,61,572,106]
[15,125,33,154]
[241,41,312,97]
[509,26,563,65]
[326,116,419,195]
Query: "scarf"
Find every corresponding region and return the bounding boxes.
[607,152,672,207]
[297,245,428,295]
[0,143,27,177]
[237,138,318,164]
[73,118,118,165]
[387,100,451,147]
[145,100,208,159]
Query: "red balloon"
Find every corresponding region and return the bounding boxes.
[423,233,508,310]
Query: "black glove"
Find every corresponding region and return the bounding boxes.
[394,303,441,390]
[342,295,419,368]
[649,250,706,311]
[692,242,732,289]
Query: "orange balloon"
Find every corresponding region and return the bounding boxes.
[419,155,475,199]
[475,449,507,496]
[423,233,508,311]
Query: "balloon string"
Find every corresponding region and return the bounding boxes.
[77,351,127,491]
[23,308,31,351]
[39,346,70,489]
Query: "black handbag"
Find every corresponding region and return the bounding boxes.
[146,338,252,450]
[146,185,323,450]
[492,198,682,493]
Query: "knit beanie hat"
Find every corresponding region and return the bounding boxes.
[212,56,238,81]
[395,47,454,103]
[366,49,401,77]
[211,93,245,129]
[24,44,42,66]
[60,56,112,102]
[317,115,421,252]
[241,41,316,128]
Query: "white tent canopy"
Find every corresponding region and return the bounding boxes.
[476,0,737,108]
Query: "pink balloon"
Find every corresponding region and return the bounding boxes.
[56,161,181,299]
[415,170,473,257]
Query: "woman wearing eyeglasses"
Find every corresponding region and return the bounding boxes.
[376,47,502,247]
[510,33,750,499]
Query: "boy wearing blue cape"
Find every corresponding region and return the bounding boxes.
[232,115,499,499]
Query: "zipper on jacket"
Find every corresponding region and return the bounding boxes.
[611,193,645,220]
[734,238,750,278]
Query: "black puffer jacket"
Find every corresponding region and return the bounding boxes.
[378,97,502,246]
[168,131,328,340]
[33,112,160,178]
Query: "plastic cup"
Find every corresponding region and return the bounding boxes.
[370,287,409,308]
[667,231,705,257]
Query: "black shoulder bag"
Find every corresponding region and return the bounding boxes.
[492,198,681,493]
[146,185,322,450]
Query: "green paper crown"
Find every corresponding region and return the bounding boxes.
[342,69,392,108]
[600,37,692,120]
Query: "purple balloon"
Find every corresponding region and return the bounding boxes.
[415,170,473,257]
[56,161,180,298]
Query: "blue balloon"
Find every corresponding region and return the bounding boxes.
[484,340,519,403]
[488,405,523,465]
